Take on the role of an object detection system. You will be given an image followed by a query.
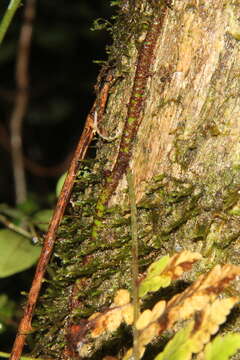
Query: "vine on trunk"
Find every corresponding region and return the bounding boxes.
[92,1,171,240]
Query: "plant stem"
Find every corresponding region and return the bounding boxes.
[9,72,113,360]
[0,0,22,45]
[10,0,37,204]
[127,169,140,360]
[0,214,32,239]
[0,351,49,360]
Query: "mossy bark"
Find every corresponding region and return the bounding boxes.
[31,1,240,359]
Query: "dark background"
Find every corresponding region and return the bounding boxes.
[0,0,113,352]
[0,0,113,203]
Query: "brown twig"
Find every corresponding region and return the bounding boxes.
[10,0,36,204]
[9,71,114,360]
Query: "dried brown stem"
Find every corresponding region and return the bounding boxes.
[9,72,113,360]
[10,0,36,204]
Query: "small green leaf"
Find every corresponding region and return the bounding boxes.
[204,334,240,360]
[155,322,194,360]
[139,275,171,298]
[139,255,171,297]
[146,255,170,279]
[0,229,41,277]
[56,172,67,197]
[0,294,15,322]
[32,209,53,231]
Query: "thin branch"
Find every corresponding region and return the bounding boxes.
[10,0,36,204]
[0,214,32,239]
[0,351,51,360]
[127,168,140,360]
[0,0,21,44]
[9,72,114,360]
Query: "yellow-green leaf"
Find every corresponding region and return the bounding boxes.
[32,209,53,231]
[155,322,194,360]
[139,275,171,298]
[0,229,41,277]
[203,334,240,360]
[56,172,67,197]
[146,255,170,279]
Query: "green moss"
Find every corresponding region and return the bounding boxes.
[31,163,240,358]
[30,1,240,357]
[128,116,136,124]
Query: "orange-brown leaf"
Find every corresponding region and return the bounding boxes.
[189,296,239,353]
[162,251,202,280]
[165,264,240,329]
[113,289,130,306]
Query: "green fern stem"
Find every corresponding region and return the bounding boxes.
[0,0,22,44]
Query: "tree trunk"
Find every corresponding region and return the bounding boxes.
[32,1,240,359]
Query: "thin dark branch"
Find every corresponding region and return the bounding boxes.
[9,72,114,360]
[10,0,36,204]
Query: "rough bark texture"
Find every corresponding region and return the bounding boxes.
[31,1,240,359]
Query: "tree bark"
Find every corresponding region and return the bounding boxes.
[31,1,240,359]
